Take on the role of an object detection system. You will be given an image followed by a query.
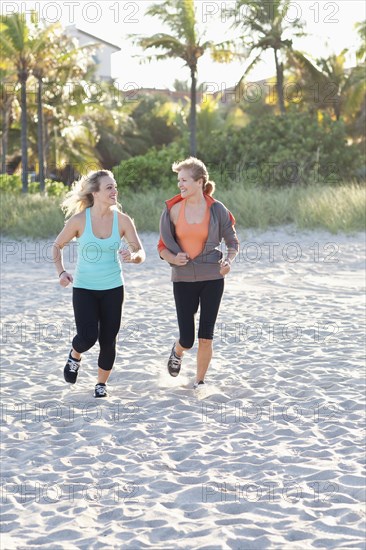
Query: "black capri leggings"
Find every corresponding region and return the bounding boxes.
[173,279,224,349]
[72,286,124,371]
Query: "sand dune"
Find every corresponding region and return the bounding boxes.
[1,227,365,549]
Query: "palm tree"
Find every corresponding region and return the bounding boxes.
[353,21,366,141]
[0,14,36,191]
[196,95,225,153]
[0,64,17,174]
[233,0,305,114]
[133,0,216,156]
[355,20,366,64]
[289,49,366,121]
[39,34,98,181]
[32,19,100,191]
[31,20,62,190]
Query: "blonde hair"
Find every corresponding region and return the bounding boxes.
[61,170,119,218]
[172,157,215,196]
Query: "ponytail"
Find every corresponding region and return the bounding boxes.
[203,180,215,196]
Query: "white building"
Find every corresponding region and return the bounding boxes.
[65,25,121,81]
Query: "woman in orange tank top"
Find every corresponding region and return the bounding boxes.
[158,157,239,390]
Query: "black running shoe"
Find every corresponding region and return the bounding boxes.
[193,380,205,390]
[94,383,108,398]
[64,352,80,384]
[167,343,182,377]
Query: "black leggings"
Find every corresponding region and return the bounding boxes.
[72,286,124,371]
[173,279,224,349]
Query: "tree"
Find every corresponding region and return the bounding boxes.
[31,22,98,189]
[130,94,182,152]
[196,95,225,156]
[232,0,305,114]
[133,0,215,156]
[289,49,366,122]
[0,14,35,191]
[1,15,138,185]
[355,20,366,64]
[0,63,17,174]
[173,79,190,92]
[30,21,63,190]
[37,34,98,182]
[352,21,366,142]
[82,81,145,168]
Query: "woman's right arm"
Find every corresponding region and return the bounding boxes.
[52,216,80,287]
[160,248,189,266]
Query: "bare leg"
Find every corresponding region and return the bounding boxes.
[196,338,213,382]
[175,340,189,357]
[71,348,81,360]
[97,368,112,385]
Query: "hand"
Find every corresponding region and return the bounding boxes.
[174,252,190,266]
[119,248,133,263]
[219,258,231,276]
[59,272,73,287]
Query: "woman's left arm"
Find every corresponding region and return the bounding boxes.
[119,213,146,264]
[222,206,239,262]
[219,206,240,274]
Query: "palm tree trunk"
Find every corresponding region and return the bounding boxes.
[334,95,341,121]
[37,76,45,191]
[44,117,50,178]
[274,48,286,115]
[1,103,9,173]
[190,66,197,156]
[20,73,28,192]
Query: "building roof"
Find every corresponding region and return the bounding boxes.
[70,27,121,51]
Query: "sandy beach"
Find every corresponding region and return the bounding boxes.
[1,227,365,549]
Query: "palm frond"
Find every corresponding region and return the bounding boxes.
[236,52,263,87]
[138,33,183,50]
[181,0,197,44]
[290,50,326,81]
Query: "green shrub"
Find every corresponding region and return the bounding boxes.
[44,179,66,197]
[113,111,362,190]
[29,179,66,196]
[28,181,40,194]
[202,111,363,187]
[113,142,186,193]
[0,175,66,196]
[0,174,22,193]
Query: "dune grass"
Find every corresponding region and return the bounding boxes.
[1,183,365,239]
[0,193,66,239]
[293,184,366,233]
[122,188,171,233]
[216,183,366,233]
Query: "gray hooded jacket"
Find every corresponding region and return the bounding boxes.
[158,194,239,282]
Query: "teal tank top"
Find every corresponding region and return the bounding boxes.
[73,208,124,290]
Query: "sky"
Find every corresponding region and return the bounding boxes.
[1,1,365,90]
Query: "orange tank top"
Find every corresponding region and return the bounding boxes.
[175,198,210,259]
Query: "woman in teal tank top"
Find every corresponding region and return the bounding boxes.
[52,170,145,398]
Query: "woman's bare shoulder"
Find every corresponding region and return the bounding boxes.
[117,211,133,225]
[65,211,84,228]
[68,211,85,237]
[73,211,85,221]
[55,210,85,244]
[170,202,181,224]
